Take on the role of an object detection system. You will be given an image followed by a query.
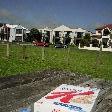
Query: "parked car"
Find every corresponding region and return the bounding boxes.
[54,43,68,48]
[33,41,49,47]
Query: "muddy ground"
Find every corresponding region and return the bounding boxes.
[0,70,112,112]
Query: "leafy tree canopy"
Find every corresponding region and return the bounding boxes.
[30,28,40,35]
[26,28,42,42]
[84,33,91,40]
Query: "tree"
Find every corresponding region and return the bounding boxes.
[84,33,91,40]
[63,33,71,45]
[83,33,91,47]
[23,31,28,42]
[64,36,71,45]
[92,39,99,47]
[44,35,49,43]
[103,29,110,36]
[26,28,42,42]
[54,37,60,44]
[1,29,4,40]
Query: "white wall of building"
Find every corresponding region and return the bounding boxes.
[9,28,16,42]
[38,25,88,44]
[0,24,29,42]
[7,24,28,42]
[96,30,101,35]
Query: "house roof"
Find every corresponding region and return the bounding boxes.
[74,28,86,32]
[6,24,27,29]
[96,24,112,30]
[53,25,73,32]
[6,24,18,28]
[39,27,52,31]
[38,25,87,33]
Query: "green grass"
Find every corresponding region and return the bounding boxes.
[0,43,112,80]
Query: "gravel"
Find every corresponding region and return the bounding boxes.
[0,69,112,112]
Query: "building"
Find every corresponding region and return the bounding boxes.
[38,27,53,43]
[95,24,112,47]
[0,23,29,42]
[73,28,87,45]
[0,23,89,44]
[53,25,74,44]
[39,25,88,44]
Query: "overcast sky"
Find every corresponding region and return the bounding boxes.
[0,0,112,31]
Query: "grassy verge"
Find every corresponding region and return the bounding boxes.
[0,43,112,80]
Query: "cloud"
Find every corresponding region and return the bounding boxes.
[0,8,61,29]
[0,9,17,21]
[0,9,36,28]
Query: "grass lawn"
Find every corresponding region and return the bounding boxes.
[0,43,112,80]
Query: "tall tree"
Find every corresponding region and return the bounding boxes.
[1,29,4,40]
[64,34,71,45]
[26,28,42,42]
[83,33,91,47]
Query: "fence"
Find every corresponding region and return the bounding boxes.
[79,43,112,52]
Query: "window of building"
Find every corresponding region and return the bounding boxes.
[55,31,60,37]
[16,29,22,34]
[77,32,83,38]
[98,30,101,33]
